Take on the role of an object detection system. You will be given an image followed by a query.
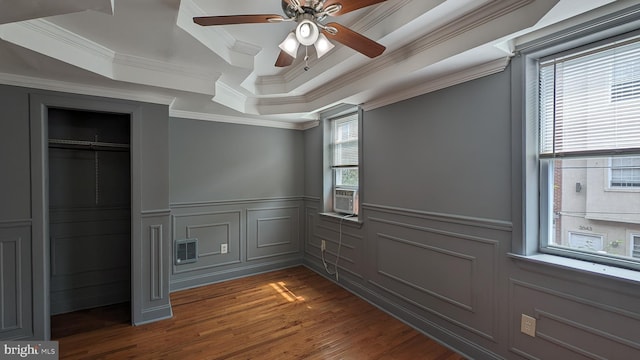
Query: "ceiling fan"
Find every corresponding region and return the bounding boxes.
[193,0,387,67]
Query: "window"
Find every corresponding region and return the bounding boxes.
[610,156,640,188]
[632,235,640,258]
[537,32,640,269]
[330,112,359,215]
[332,115,359,189]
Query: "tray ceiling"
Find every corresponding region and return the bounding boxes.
[0,0,623,129]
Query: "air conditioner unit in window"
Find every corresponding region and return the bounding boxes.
[334,188,358,215]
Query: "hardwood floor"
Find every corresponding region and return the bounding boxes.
[54,266,465,359]
[52,302,130,339]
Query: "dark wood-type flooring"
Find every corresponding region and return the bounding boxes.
[52,266,465,359]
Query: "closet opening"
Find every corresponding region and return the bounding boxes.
[47,108,132,338]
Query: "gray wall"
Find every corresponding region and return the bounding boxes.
[0,85,32,340]
[0,85,172,340]
[303,67,640,359]
[168,118,305,290]
[0,85,307,340]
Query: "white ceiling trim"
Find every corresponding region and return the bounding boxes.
[0,72,175,105]
[0,19,114,76]
[250,0,536,116]
[212,80,250,114]
[177,0,261,70]
[253,0,431,96]
[169,109,316,130]
[361,57,511,111]
[0,18,221,95]
[112,53,218,95]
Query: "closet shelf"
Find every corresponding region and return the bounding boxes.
[49,138,130,151]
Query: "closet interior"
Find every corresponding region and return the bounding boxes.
[47,108,132,335]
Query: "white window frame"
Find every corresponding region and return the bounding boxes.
[512,7,640,273]
[631,234,640,258]
[321,105,363,220]
[609,156,640,189]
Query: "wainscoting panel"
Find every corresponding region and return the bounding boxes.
[364,204,507,342]
[509,279,640,359]
[139,212,172,324]
[303,202,365,279]
[247,206,300,261]
[170,198,304,291]
[173,210,241,273]
[0,222,32,339]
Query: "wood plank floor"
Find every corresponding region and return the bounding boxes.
[54,266,465,359]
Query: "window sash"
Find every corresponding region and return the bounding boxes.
[332,113,359,167]
[539,35,640,157]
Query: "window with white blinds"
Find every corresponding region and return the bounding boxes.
[332,114,358,167]
[539,35,640,157]
[332,113,358,188]
[537,31,640,270]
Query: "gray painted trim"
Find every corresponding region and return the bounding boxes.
[0,220,32,228]
[362,203,513,232]
[169,260,302,292]
[29,92,144,338]
[170,196,304,208]
[141,209,171,217]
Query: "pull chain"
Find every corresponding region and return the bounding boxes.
[304,46,310,71]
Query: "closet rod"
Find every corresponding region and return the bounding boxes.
[48,138,130,151]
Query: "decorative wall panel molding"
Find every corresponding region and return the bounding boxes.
[247,206,300,261]
[509,279,640,359]
[170,200,304,291]
[304,202,365,280]
[0,224,32,339]
[365,205,504,341]
[172,210,241,274]
[149,224,163,301]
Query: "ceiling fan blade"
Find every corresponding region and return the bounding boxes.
[323,22,385,58]
[193,14,283,26]
[322,0,387,16]
[275,50,295,67]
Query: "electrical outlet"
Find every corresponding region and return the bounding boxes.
[321,240,326,252]
[521,314,536,337]
[221,243,228,254]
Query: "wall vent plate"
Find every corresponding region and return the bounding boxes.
[175,238,198,265]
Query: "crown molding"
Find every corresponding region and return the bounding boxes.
[0,18,221,95]
[169,109,312,130]
[0,70,317,130]
[0,19,115,75]
[293,0,537,112]
[112,53,219,94]
[176,0,260,69]
[0,72,175,105]
[361,57,511,111]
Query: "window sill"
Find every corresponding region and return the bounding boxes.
[508,253,640,286]
[319,212,363,227]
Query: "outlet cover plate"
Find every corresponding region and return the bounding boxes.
[521,314,536,337]
[221,243,228,254]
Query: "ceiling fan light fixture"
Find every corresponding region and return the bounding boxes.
[314,33,334,58]
[279,32,299,58]
[296,19,319,46]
